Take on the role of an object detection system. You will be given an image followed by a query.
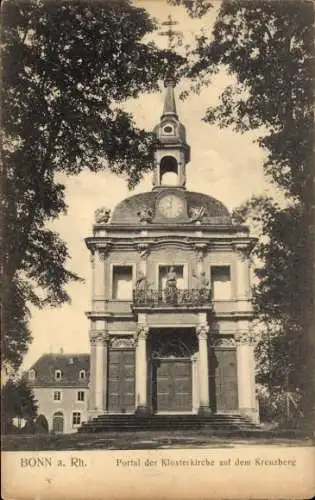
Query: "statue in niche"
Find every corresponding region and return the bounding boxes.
[189,206,206,222]
[137,207,153,223]
[94,207,111,224]
[165,266,177,304]
[166,266,177,289]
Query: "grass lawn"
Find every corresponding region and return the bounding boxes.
[2,429,314,451]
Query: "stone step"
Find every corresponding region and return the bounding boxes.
[78,413,258,433]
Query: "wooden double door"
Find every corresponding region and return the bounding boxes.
[152,358,192,412]
[209,348,238,412]
[107,349,135,413]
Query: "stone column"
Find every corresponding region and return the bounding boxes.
[134,324,149,415]
[235,321,256,418]
[192,353,199,414]
[103,333,109,412]
[88,329,97,418]
[196,323,210,414]
[89,331,108,416]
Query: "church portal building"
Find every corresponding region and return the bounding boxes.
[85,77,258,422]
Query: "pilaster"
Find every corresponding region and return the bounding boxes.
[234,243,251,300]
[135,243,151,276]
[194,243,208,275]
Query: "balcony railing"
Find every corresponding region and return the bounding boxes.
[132,288,212,309]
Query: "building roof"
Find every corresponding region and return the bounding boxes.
[111,190,231,225]
[28,353,90,388]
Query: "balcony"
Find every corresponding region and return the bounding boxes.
[132,288,212,310]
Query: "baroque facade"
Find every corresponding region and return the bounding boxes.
[86,77,258,421]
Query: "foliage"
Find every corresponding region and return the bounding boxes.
[232,193,313,415]
[196,0,313,203]
[1,377,38,433]
[175,0,314,418]
[35,414,49,433]
[1,0,184,369]
[168,0,213,18]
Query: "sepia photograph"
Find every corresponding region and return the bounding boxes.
[1,0,314,498]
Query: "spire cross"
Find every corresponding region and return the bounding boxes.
[160,15,181,49]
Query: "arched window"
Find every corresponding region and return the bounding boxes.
[160,156,178,185]
[79,370,86,380]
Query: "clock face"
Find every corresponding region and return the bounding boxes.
[158,195,184,218]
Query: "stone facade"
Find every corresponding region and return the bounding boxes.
[28,354,89,434]
[86,78,258,422]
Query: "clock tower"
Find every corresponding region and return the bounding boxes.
[152,73,190,191]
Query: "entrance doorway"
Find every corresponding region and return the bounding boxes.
[150,328,197,413]
[52,412,64,433]
[153,358,192,412]
[107,349,135,413]
[209,347,238,412]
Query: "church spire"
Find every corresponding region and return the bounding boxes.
[162,70,178,119]
[151,15,190,190]
[152,70,190,190]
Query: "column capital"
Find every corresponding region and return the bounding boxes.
[89,329,110,345]
[196,323,209,340]
[134,324,149,342]
[235,330,255,345]
[135,242,151,260]
[95,242,112,260]
[233,239,256,257]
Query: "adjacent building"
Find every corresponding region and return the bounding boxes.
[86,76,258,421]
[28,353,90,433]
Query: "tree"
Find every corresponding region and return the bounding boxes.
[232,197,309,397]
[175,0,314,419]
[1,0,184,369]
[1,377,38,433]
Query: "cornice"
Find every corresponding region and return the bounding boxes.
[89,223,250,234]
[85,311,134,320]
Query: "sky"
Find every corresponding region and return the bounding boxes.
[23,0,279,369]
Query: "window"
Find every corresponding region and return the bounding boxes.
[160,156,179,186]
[159,265,184,290]
[79,370,86,380]
[28,369,36,381]
[72,412,81,427]
[211,266,231,300]
[77,391,85,402]
[112,266,133,299]
[53,391,62,401]
[55,369,62,380]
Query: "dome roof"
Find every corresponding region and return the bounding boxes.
[111,190,231,225]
